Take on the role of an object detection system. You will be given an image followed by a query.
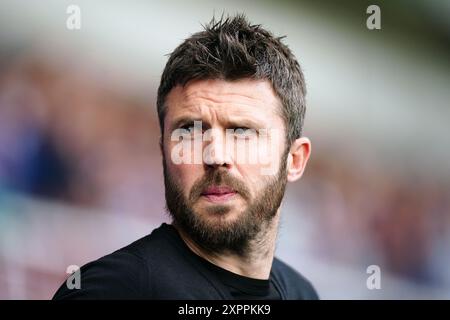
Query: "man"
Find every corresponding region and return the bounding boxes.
[53,14,317,300]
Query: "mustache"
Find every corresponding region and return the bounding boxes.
[189,168,251,203]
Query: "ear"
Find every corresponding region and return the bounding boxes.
[286,137,311,182]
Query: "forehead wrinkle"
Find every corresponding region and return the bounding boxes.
[179,93,281,122]
[183,89,268,106]
[174,102,273,129]
[182,79,280,108]
[165,80,284,129]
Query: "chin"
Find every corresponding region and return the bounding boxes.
[197,206,243,223]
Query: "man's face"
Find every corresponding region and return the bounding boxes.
[161,79,289,255]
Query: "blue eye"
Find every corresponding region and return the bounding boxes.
[180,122,203,132]
[179,123,203,140]
[233,127,258,139]
[180,124,195,131]
[234,127,250,131]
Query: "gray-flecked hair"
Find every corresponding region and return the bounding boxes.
[157,14,307,146]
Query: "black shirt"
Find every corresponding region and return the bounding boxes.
[192,247,281,300]
[53,223,319,300]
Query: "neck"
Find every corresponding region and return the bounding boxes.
[173,210,281,280]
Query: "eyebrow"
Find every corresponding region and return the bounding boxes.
[170,116,203,131]
[226,118,266,129]
[169,116,267,131]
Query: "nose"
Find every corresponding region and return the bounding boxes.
[203,129,233,169]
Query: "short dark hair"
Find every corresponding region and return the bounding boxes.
[157,14,307,146]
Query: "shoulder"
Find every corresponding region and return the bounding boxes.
[53,224,174,300]
[53,249,149,299]
[271,257,319,300]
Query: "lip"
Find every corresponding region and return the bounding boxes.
[201,186,237,203]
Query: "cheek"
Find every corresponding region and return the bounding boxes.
[234,134,284,175]
[234,163,263,194]
[167,160,203,194]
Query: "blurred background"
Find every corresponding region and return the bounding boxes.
[0,0,449,299]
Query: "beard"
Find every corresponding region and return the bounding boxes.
[162,151,289,257]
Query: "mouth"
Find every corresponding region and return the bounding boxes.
[201,185,237,203]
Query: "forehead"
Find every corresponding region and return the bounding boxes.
[164,78,282,127]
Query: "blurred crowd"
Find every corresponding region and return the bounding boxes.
[299,147,450,286]
[0,53,449,297]
[0,54,163,216]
